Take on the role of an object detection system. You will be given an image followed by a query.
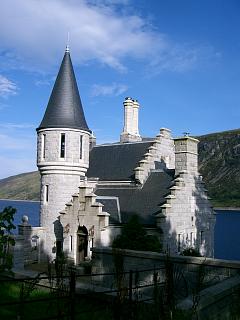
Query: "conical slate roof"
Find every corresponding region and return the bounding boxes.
[37,48,90,132]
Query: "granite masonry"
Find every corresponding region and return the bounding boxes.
[15,47,215,264]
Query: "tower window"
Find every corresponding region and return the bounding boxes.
[42,134,46,159]
[70,235,73,252]
[79,135,83,159]
[177,234,181,252]
[45,185,49,203]
[60,133,65,158]
[200,231,204,245]
[190,232,193,246]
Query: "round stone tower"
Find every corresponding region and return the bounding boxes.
[37,46,91,260]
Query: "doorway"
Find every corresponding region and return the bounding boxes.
[77,226,88,264]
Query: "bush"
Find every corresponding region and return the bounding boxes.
[112,215,161,252]
[181,248,201,257]
[0,206,16,272]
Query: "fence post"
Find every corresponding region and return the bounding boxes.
[70,270,76,320]
[129,270,133,303]
[129,270,133,319]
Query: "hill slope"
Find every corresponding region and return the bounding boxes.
[0,171,40,201]
[0,129,240,206]
[198,129,240,207]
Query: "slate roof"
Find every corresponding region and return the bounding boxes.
[87,141,154,181]
[95,170,175,225]
[37,49,90,132]
[96,196,121,224]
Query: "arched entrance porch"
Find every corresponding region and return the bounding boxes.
[76,226,88,264]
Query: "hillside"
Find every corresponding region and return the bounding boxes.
[0,129,240,206]
[198,129,240,207]
[0,171,40,201]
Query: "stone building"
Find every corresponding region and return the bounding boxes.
[17,47,215,265]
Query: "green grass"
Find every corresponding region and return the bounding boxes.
[0,281,112,320]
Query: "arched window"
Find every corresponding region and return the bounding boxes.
[77,226,88,263]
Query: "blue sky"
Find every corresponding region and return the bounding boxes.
[0,0,240,179]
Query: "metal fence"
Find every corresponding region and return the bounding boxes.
[1,259,240,320]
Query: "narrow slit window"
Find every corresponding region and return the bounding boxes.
[45,185,49,203]
[79,135,83,159]
[42,134,46,159]
[190,232,193,246]
[177,234,181,252]
[70,235,73,252]
[200,231,204,245]
[60,133,65,158]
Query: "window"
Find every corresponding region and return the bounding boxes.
[79,135,83,159]
[60,133,65,158]
[69,235,73,252]
[177,234,181,252]
[190,232,193,246]
[45,185,49,203]
[42,134,46,159]
[200,231,204,245]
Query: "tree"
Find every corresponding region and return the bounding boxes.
[112,215,161,252]
[0,206,16,272]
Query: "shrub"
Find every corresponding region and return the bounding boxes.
[181,247,201,257]
[112,215,161,252]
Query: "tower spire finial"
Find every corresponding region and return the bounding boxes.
[66,32,70,53]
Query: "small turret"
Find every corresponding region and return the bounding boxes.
[37,46,91,260]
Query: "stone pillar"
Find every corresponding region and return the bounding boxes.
[174,136,199,176]
[18,215,32,264]
[120,97,142,143]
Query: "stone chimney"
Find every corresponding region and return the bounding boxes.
[174,136,199,176]
[120,97,142,143]
[89,132,96,150]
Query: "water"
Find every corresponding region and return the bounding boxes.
[0,199,40,232]
[214,210,240,260]
[0,199,239,261]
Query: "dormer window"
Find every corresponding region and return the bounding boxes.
[60,133,65,158]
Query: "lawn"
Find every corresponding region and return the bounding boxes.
[0,279,112,320]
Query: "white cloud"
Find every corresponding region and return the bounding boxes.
[148,44,219,75]
[91,83,128,96]
[34,79,52,87]
[0,75,18,98]
[0,1,218,74]
[0,0,162,72]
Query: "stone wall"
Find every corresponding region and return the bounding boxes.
[155,136,215,257]
[134,128,175,184]
[92,247,240,320]
[37,127,91,260]
[60,179,110,264]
